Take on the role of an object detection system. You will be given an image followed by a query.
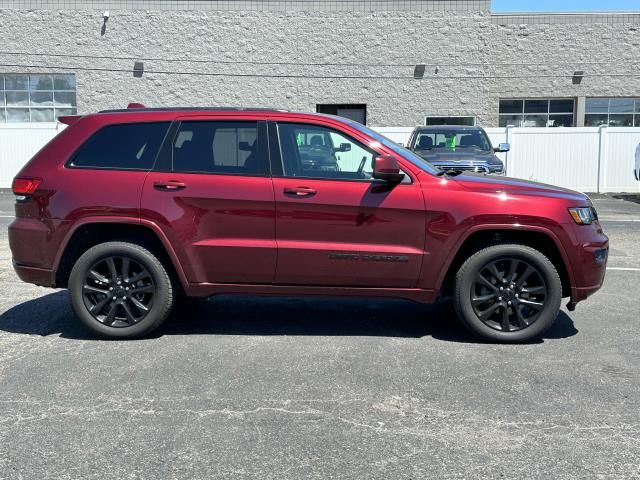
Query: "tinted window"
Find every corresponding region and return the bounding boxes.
[426,116,475,126]
[585,98,640,127]
[172,121,264,175]
[277,123,375,180]
[499,99,523,114]
[499,98,575,127]
[70,122,170,170]
[316,104,367,124]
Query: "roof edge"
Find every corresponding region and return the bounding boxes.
[492,11,640,16]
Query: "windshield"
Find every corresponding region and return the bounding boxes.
[340,118,440,174]
[413,128,492,153]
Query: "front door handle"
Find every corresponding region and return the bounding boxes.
[154,180,186,191]
[284,187,317,197]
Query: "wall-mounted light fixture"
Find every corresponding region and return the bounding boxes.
[133,61,144,78]
[414,64,426,79]
[101,11,109,36]
[572,70,584,85]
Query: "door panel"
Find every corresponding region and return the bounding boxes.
[272,121,426,288]
[142,174,276,284]
[274,178,426,287]
[141,118,276,285]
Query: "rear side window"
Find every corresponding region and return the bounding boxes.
[171,121,266,175]
[69,122,170,170]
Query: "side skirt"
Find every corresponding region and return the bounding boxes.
[184,283,438,304]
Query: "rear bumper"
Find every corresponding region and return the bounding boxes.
[13,261,56,288]
[9,216,68,288]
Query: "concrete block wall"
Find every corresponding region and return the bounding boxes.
[0,2,639,126]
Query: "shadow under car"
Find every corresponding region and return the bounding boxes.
[0,291,578,343]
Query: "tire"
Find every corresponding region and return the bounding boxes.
[453,244,562,343]
[68,241,175,339]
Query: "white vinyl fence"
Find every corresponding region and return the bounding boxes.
[1,123,639,193]
[374,126,640,193]
[0,123,65,188]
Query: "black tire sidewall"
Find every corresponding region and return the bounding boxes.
[68,242,173,339]
[454,245,562,343]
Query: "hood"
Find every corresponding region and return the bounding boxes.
[415,150,502,164]
[452,172,590,203]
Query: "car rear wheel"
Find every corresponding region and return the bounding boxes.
[68,242,174,339]
[453,244,562,343]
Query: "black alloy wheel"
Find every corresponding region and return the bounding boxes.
[453,244,562,343]
[82,256,155,327]
[471,257,548,332]
[69,242,175,339]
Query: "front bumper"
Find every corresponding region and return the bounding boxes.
[569,232,609,305]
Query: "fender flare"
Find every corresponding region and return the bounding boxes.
[434,223,576,293]
[53,216,189,286]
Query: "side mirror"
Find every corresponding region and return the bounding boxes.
[373,155,405,183]
[337,143,351,152]
[239,141,253,152]
[397,142,405,147]
[495,143,510,153]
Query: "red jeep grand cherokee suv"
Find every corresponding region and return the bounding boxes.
[9,107,608,342]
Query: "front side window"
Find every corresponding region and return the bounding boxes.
[499,98,575,127]
[585,98,640,127]
[171,121,265,175]
[69,122,170,170]
[277,123,375,180]
[1,74,77,123]
[414,128,492,153]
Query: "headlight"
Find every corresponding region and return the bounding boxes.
[569,207,598,225]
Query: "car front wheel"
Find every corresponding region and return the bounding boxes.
[68,241,175,339]
[453,244,562,343]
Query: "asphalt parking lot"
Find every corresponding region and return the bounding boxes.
[0,190,638,479]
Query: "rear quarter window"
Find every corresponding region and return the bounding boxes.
[68,122,170,170]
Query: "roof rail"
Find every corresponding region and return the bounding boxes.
[98,106,290,114]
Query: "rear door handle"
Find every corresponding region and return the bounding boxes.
[284,186,317,197]
[154,180,186,191]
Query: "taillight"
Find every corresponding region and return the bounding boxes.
[12,177,41,200]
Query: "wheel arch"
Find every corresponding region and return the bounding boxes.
[438,226,574,299]
[54,218,188,289]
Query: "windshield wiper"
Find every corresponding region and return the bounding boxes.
[436,169,464,177]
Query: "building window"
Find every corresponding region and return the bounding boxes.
[316,104,367,125]
[499,98,575,127]
[585,98,640,127]
[425,116,476,126]
[1,74,76,123]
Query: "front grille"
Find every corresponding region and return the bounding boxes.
[436,163,490,173]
